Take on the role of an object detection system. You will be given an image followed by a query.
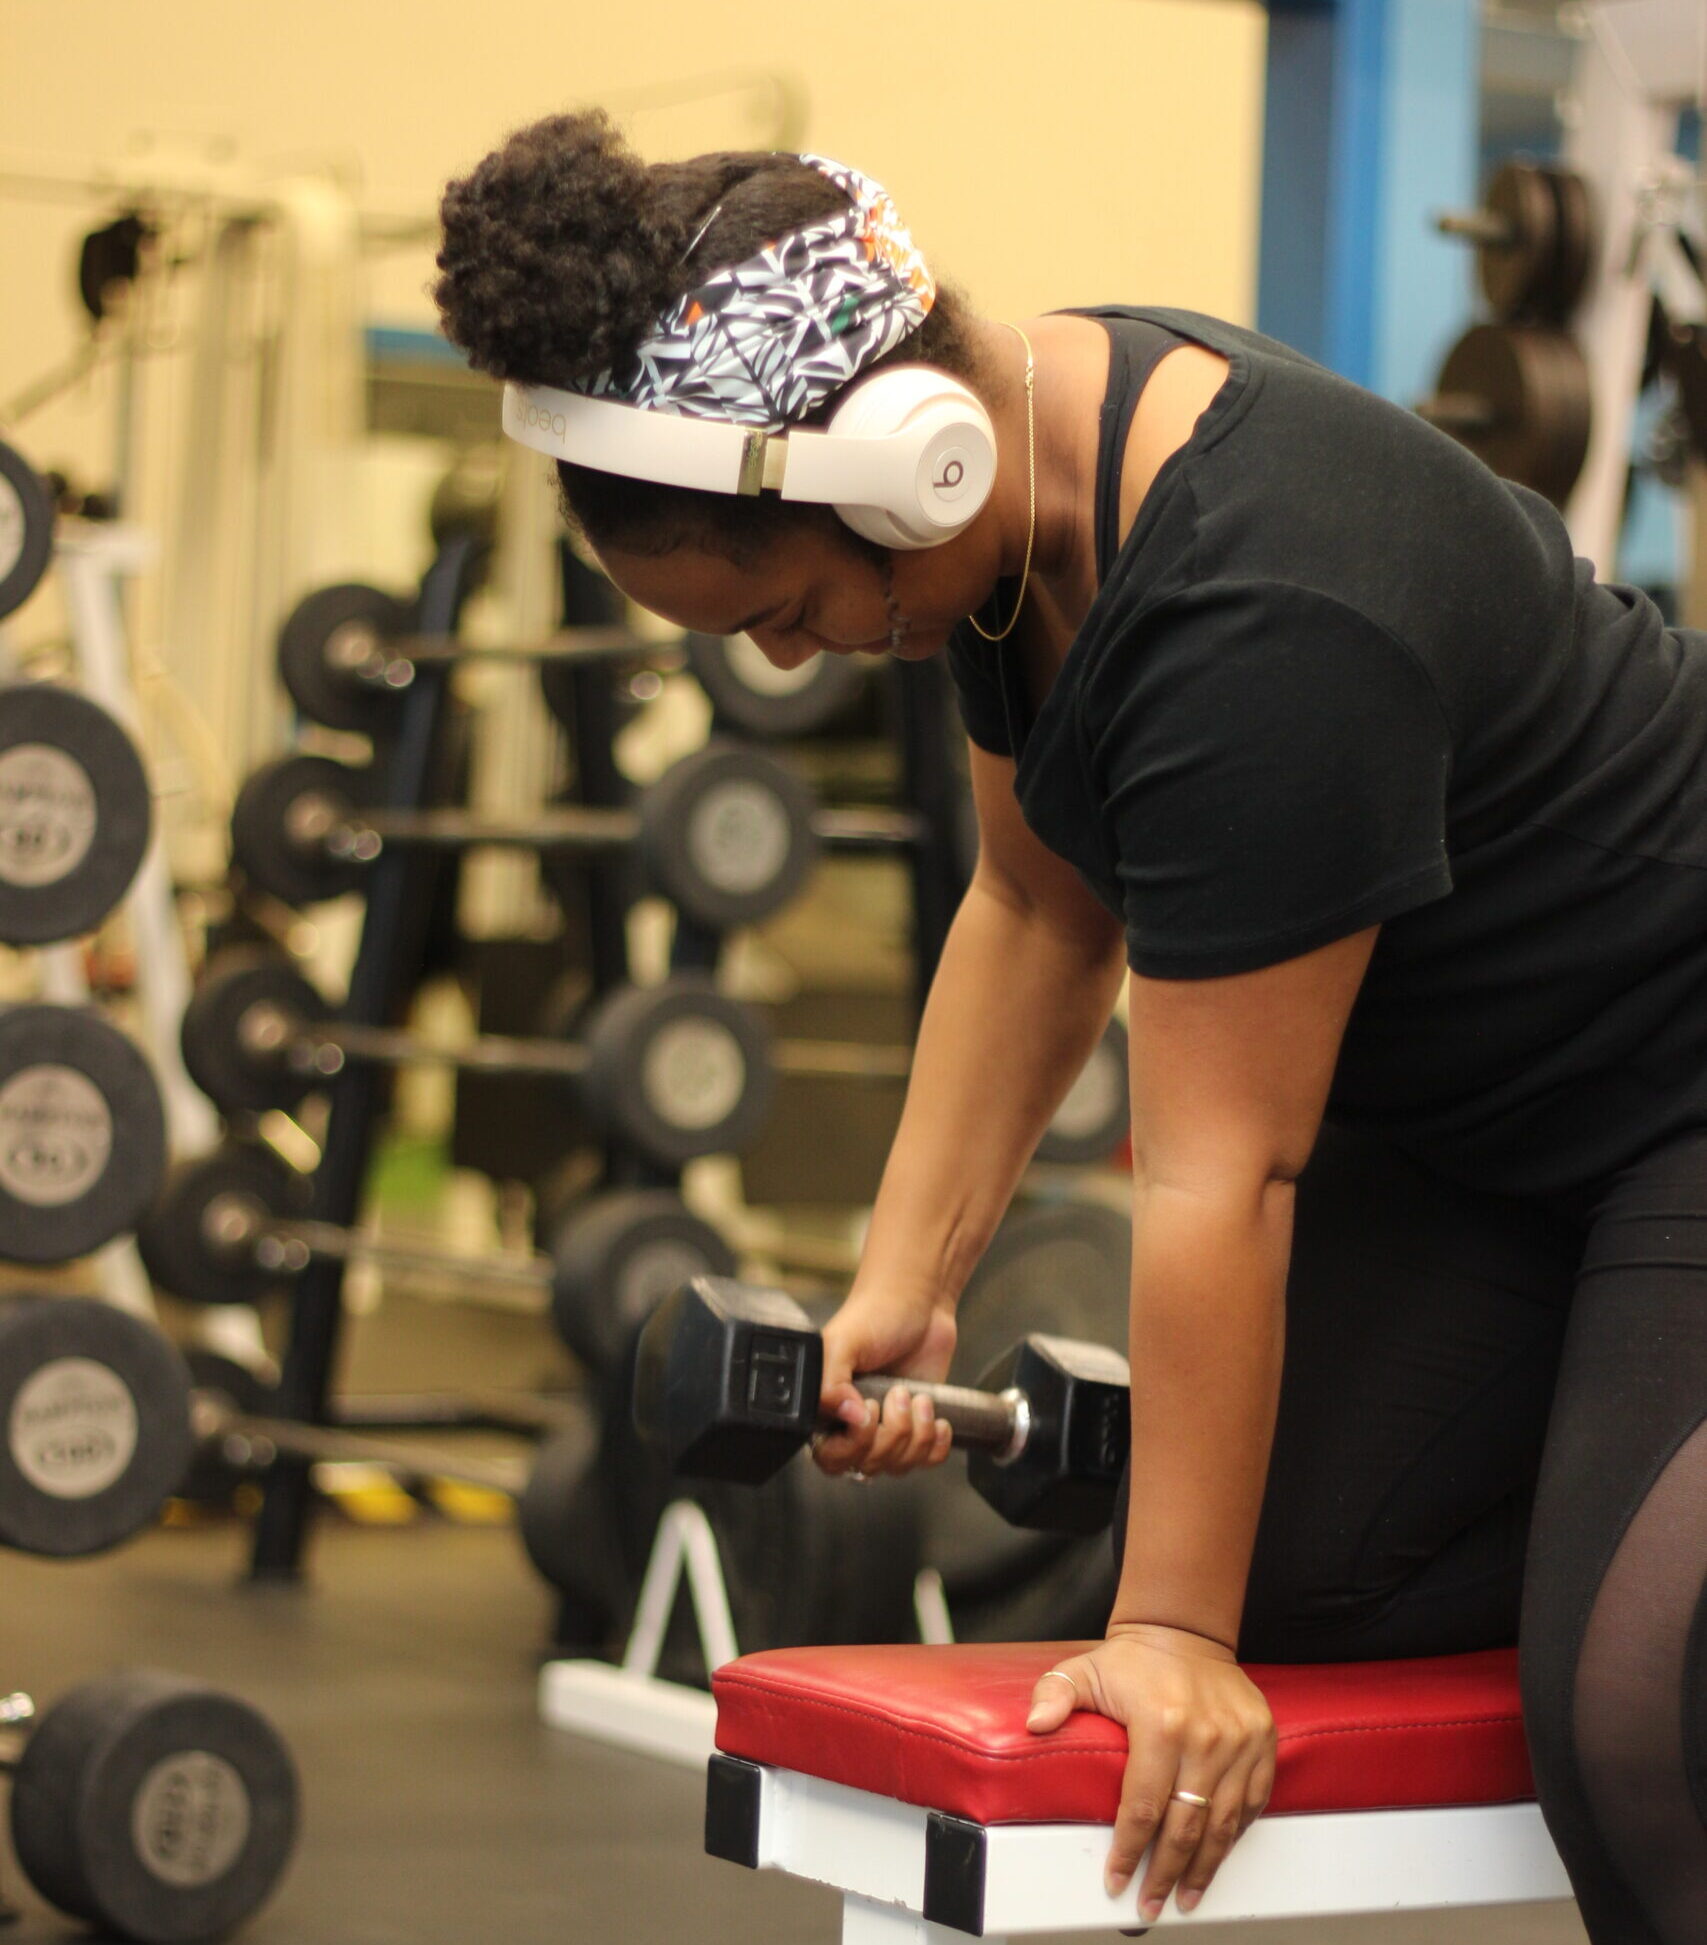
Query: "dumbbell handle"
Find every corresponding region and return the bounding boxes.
[350,625,670,672]
[288,1017,591,1083]
[218,1201,553,1293]
[191,1395,533,1497]
[338,801,918,855]
[845,1374,1028,1460]
[332,802,637,853]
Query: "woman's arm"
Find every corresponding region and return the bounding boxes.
[813,743,1124,1466]
[1112,925,1376,1642]
[1024,924,1379,1926]
[856,741,1125,1311]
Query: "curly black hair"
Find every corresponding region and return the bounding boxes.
[434,110,985,565]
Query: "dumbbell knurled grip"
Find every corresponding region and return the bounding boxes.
[848,1375,1021,1456]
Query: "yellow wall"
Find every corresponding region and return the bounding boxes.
[0,0,1265,478]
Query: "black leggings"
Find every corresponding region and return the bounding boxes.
[1110,1123,1707,1944]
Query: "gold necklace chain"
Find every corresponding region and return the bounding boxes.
[967,322,1036,645]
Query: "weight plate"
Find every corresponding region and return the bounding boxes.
[229,753,374,909]
[547,1189,738,1375]
[0,684,152,945]
[12,1669,299,1943]
[180,949,332,1120]
[138,1142,312,1307]
[1545,167,1593,322]
[0,1297,192,1557]
[921,1198,1131,1606]
[684,633,871,739]
[517,1419,630,1652]
[1477,161,1562,322]
[1431,322,1591,509]
[275,582,415,735]
[0,441,54,621]
[638,741,819,931]
[1034,1018,1130,1167]
[580,977,776,1169]
[0,1005,166,1263]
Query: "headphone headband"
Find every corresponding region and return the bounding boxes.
[502,377,995,548]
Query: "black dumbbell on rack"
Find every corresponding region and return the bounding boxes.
[229,739,829,932]
[229,741,928,929]
[275,580,672,736]
[635,1276,1131,1533]
[0,1671,298,1944]
[140,1142,737,1350]
[276,579,874,745]
[0,441,55,624]
[0,1296,191,1557]
[180,951,774,1170]
[0,682,152,946]
[0,1280,600,1593]
[0,1003,167,1264]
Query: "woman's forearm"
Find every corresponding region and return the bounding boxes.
[1109,1178,1292,1649]
[857,876,1123,1308]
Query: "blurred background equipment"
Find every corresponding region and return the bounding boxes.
[0,2,1698,1940]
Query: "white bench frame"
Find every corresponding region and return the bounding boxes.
[706,1752,1577,1939]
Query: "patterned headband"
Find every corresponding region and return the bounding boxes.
[576,155,936,428]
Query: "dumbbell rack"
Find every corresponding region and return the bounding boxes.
[248,533,486,1578]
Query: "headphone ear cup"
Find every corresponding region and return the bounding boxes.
[825,368,996,550]
[837,500,928,550]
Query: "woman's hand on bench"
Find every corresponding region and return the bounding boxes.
[1026,1624,1276,1924]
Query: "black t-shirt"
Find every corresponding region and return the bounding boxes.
[947,305,1707,1198]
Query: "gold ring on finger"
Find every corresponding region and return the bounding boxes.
[1170,1788,1210,1807]
[849,1469,870,1484]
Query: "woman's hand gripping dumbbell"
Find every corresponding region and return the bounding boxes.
[632,1276,1130,1531]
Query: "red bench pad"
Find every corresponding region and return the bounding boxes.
[713,1642,1533,1826]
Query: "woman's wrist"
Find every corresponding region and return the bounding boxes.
[1106,1618,1240,1662]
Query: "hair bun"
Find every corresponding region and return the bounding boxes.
[435,109,693,386]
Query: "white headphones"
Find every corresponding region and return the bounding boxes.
[501,366,997,551]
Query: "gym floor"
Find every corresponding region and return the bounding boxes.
[0,1290,1591,1945]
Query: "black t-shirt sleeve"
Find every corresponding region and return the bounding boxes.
[945,626,1013,756]
[1087,584,1454,978]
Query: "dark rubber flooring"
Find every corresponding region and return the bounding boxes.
[0,1514,835,1945]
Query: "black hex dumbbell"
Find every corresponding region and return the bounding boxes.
[634,1277,1130,1533]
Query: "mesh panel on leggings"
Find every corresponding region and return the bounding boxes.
[1571,1416,1707,1942]
[1520,1136,1707,1945]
